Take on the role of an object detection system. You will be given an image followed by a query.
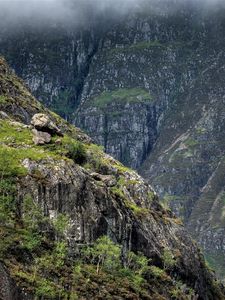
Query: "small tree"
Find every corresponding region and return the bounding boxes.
[53,213,70,240]
[162,248,176,270]
[82,236,121,274]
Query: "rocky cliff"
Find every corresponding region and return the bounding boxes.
[1,1,225,280]
[0,57,224,299]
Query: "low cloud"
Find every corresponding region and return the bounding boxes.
[0,0,224,30]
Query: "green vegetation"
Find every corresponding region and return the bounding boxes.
[205,251,225,281]
[0,119,89,169]
[111,185,126,199]
[0,142,160,299]
[0,95,8,104]
[50,89,75,118]
[108,40,165,56]
[78,236,150,293]
[82,236,121,274]
[91,88,153,109]
[0,120,32,145]
[170,281,195,300]
[162,193,187,211]
[53,213,70,237]
[162,248,177,271]
[184,138,199,148]
[147,191,155,202]
[0,120,65,169]
[0,147,27,177]
[63,138,87,164]
[125,200,149,218]
[148,266,168,279]
[83,143,106,171]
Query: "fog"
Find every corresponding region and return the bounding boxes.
[0,0,142,28]
[0,0,224,29]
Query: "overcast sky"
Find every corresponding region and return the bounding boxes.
[0,0,224,29]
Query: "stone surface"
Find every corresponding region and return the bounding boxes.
[32,128,51,145]
[0,263,25,300]
[31,113,63,136]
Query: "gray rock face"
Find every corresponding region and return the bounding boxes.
[19,154,222,299]
[0,263,23,300]
[76,102,159,169]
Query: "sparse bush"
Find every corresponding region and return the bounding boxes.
[35,278,58,298]
[162,248,176,270]
[65,140,86,164]
[53,213,70,237]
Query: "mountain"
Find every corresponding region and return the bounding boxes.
[1,56,224,299]
[0,1,225,280]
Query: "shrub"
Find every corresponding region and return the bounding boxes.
[53,213,70,237]
[65,141,86,164]
[148,266,168,279]
[35,278,58,298]
[162,248,176,270]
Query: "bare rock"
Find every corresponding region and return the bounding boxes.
[55,138,62,145]
[0,262,23,300]
[0,111,9,120]
[32,128,51,145]
[31,113,63,136]
[90,172,117,187]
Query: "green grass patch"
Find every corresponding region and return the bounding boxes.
[0,95,8,104]
[0,120,33,146]
[109,40,165,56]
[184,138,199,148]
[91,88,153,109]
[125,200,149,218]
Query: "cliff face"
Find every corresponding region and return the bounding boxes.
[142,49,225,279]
[0,26,101,119]
[1,2,225,280]
[0,58,224,299]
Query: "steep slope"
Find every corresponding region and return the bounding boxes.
[0,57,224,299]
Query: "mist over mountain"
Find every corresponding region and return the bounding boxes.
[0,0,225,30]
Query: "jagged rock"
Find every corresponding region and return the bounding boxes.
[31,113,63,136]
[32,128,51,145]
[0,263,22,300]
[90,172,117,187]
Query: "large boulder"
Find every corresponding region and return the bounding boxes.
[32,128,51,145]
[31,113,63,136]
